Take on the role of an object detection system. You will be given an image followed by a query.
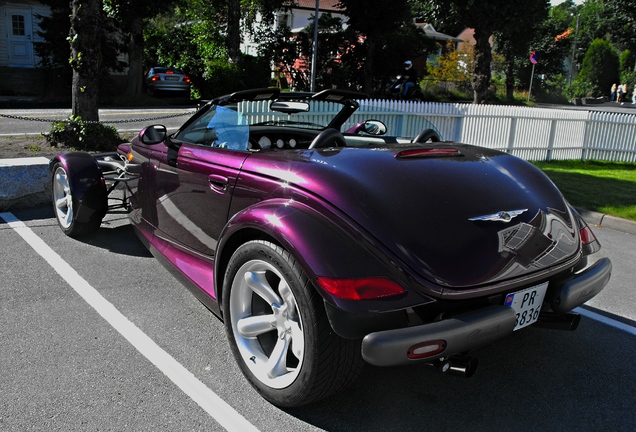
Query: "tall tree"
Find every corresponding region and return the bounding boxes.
[36,0,124,100]
[607,0,636,52]
[336,0,428,94]
[69,0,102,121]
[104,0,178,95]
[419,0,546,103]
[494,0,549,100]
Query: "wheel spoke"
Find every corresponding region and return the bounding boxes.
[278,280,296,313]
[236,314,276,338]
[64,208,73,226]
[244,270,281,305]
[56,172,69,190]
[55,197,68,210]
[278,280,303,359]
[289,320,304,360]
[266,333,291,379]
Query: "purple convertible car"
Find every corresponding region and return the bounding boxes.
[50,88,612,407]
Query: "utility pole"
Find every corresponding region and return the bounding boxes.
[568,14,580,86]
[310,1,320,92]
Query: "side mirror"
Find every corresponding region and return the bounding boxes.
[140,125,167,144]
[361,120,387,136]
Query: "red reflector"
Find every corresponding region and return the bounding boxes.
[396,148,460,159]
[317,277,406,300]
[580,225,597,245]
[407,340,447,359]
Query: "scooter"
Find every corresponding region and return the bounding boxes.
[388,75,425,101]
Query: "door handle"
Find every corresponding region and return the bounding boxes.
[208,174,229,193]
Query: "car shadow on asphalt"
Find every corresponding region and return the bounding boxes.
[7,205,152,258]
[285,316,635,431]
[80,222,153,258]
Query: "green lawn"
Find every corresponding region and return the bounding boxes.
[532,160,636,221]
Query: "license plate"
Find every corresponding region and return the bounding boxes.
[504,282,548,331]
[164,76,180,81]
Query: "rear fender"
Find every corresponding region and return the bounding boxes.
[216,199,433,313]
[50,152,108,223]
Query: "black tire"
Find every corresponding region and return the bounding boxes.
[222,240,364,407]
[51,162,104,237]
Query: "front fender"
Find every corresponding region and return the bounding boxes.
[216,199,433,313]
[50,152,108,224]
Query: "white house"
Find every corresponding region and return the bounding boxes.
[0,1,50,96]
[0,0,49,68]
[240,0,345,57]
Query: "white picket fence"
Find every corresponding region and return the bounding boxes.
[240,99,636,162]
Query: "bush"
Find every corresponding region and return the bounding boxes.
[194,55,272,99]
[574,39,619,97]
[46,116,126,152]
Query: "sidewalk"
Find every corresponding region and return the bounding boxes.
[0,157,51,211]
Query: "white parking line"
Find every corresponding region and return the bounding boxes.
[574,307,636,336]
[0,212,260,432]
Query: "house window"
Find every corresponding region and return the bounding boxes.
[12,15,26,36]
[276,12,291,30]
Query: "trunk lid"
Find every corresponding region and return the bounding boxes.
[244,143,580,288]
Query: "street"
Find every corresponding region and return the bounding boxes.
[0,206,634,432]
[0,107,198,136]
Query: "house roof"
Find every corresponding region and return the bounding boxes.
[287,0,344,12]
[418,23,463,43]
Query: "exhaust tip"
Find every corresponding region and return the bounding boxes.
[435,356,479,378]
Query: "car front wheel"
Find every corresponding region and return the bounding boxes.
[223,240,364,407]
[51,163,103,237]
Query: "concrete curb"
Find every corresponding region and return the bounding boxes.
[577,208,636,235]
[1,157,636,236]
[0,157,51,211]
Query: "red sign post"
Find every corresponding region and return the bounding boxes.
[528,51,540,101]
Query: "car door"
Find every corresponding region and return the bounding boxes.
[154,145,249,257]
[152,105,251,258]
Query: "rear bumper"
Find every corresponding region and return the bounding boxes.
[148,83,190,92]
[361,257,612,367]
[362,305,516,367]
[549,257,612,313]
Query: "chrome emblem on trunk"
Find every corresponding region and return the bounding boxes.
[469,209,528,223]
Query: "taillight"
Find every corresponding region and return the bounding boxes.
[151,75,160,82]
[184,75,191,83]
[580,225,597,245]
[166,70,175,74]
[317,277,406,300]
[579,222,601,255]
[571,207,601,255]
[395,148,460,159]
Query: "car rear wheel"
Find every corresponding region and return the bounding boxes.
[223,240,364,407]
[51,163,103,237]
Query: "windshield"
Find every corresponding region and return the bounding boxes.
[174,105,250,150]
[237,100,341,130]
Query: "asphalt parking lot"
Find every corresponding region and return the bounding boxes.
[1,206,634,432]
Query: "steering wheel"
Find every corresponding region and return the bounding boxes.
[308,128,347,149]
[412,128,441,143]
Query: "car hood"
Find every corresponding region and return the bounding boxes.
[243,144,580,288]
